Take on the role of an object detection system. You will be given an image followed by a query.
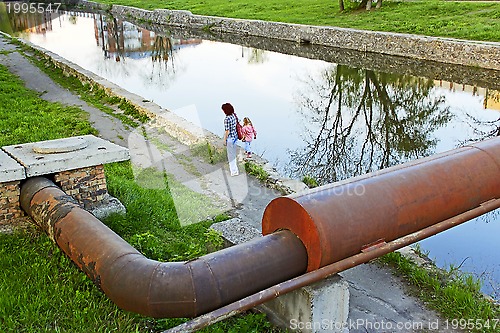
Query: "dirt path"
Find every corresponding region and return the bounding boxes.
[0,35,130,148]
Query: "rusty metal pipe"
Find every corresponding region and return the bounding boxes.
[167,197,500,333]
[263,137,500,271]
[20,177,308,318]
[19,136,500,323]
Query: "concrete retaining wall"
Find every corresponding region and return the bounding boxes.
[79,0,500,70]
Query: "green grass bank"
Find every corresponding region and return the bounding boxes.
[95,0,500,42]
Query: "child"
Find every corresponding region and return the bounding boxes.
[242,117,257,158]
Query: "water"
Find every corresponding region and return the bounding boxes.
[1,7,499,300]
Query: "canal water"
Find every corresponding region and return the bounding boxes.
[1,7,499,300]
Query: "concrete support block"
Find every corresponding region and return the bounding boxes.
[0,149,26,183]
[259,275,350,333]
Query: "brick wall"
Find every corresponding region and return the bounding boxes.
[0,180,26,226]
[54,164,108,210]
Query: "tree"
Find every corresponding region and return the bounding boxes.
[339,0,382,12]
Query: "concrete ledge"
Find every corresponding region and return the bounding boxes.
[211,218,262,245]
[2,135,130,177]
[0,150,25,182]
[87,193,126,220]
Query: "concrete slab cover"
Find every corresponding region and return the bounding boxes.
[32,136,89,154]
[0,149,26,182]
[2,135,130,177]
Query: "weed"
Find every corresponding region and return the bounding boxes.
[379,251,499,332]
[118,99,150,123]
[204,228,224,252]
[191,141,226,164]
[202,22,217,32]
[412,242,430,257]
[244,161,269,182]
[302,175,319,188]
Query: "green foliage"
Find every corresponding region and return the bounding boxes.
[198,312,280,333]
[0,64,96,146]
[302,175,319,188]
[153,312,281,333]
[204,228,225,252]
[103,162,209,260]
[191,141,227,164]
[244,161,270,182]
[118,98,150,123]
[0,229,145,332]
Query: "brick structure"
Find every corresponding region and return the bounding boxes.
[54,164,108,210]
[0,181,25,224]
[0,149,26,229]
[0,135,130,228]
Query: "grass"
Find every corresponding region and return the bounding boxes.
[127,164,228,227]
[0,229,145,332]
[0,46,280,332]
[11,40,150,128]
[95,0,500,42]
[379,251,500,333]
[244,161,270,182]
[0,64,97,146]
[302,175,319,188]
[191,141,227,165]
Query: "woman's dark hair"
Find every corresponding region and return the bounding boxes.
[221,103,234,115]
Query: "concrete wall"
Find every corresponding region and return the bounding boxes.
[79,0,500,71]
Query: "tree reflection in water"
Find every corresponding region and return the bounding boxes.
[463,89,500,144]
[95,15,178,89]
[288,65,453,185]
[152,35,174,68]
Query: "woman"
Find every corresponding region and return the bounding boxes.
[221,102,239,176]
